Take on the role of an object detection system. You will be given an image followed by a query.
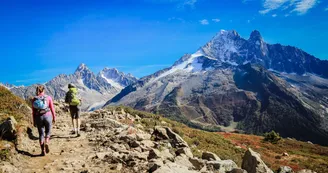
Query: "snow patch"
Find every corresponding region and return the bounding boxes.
[152,50,205,82]
[101,74,123,89]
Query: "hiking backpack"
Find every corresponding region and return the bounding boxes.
[33,95,50,115]
[65,91,80,106]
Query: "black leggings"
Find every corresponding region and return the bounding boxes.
[35,115,52,143]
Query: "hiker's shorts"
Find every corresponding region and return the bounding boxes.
[35,115,52,143]
[69,105,80,119]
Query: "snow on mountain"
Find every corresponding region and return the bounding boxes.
[98,67,137,89]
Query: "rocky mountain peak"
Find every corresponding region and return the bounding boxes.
[249,30,262,41]
[75,63,89,73]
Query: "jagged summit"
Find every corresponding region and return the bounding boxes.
[249,30,262,41]
[75,63,89,72]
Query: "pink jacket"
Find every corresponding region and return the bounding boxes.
[32,94,56,120]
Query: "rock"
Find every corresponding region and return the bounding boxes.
[189,157,206,170]
[278,166,293,173]
[307,141,313,145]
[297,170,317,173]
[153,126,169,140]
[160,149,174,161]
[148,160,164,173]
[136,133,151,141]
[165,127,189,148]
[129,140,140,148]
[282,152,289,157]
[206,160,238,173]
[129,151,149,161]
[148,149,162,160]
[174,154,194,169]
[242,148,273,173]
[96,152,112,160]
[202,151,221,161]
[176,147,193,158]
[110,143,126,152]
[229,168,248,173]
[0,116,17,140]
[141,140,155,149]
[153,162,199,173]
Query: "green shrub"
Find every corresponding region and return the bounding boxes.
[263,130,282,144]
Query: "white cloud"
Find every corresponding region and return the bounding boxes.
[259,0,318,15]
[324,7,328,11]
[168,17,185,23]
[212,18,221,22]
[177,0,198,9]
[247,20,251,23]
[292,0,318,15]
[272,14,278,17]
[199,19,209,25]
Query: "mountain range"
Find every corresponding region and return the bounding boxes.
[3,29,328,146]
[105,30,328,145]
[5,64,137,111]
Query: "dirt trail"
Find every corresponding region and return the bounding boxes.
[13,113,96,173]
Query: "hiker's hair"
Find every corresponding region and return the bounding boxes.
[36,85,45,95]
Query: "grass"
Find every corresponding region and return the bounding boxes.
[105,105,328,173]
[0,86,30,123]
[0,86,31,161]
[219,132,328,173]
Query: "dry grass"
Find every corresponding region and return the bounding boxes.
[0,86,31,161]
[219,132,328,173]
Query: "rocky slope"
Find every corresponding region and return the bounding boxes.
[0,101,319,173]
[106,30,328,146]
[8,64,137,111]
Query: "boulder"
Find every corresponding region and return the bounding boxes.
[0,116,17,140]
[153,126,169,140]
[278,166,293,173]
[136,133,151,141]
[148,160,164,173]
[165,127,189,148]
[176,147,194,158]
[242,148,273,173]
[202,151,221,161]
[148,149,162,160]
[206,160,238,173]
[189,157,206,170]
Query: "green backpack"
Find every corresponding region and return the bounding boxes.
[65,88,80,106]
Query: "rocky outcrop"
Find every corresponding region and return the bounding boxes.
[0,116,17,140]
[81,108,249,173]
[242,148,273,173]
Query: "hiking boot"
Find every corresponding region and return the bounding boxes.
[45,144,50,153]
[41,143,46,156]
[41,151,45,156]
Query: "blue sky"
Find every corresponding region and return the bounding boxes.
[1,0,327,86]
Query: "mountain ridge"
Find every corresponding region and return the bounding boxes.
[8,63,137,111]
[105,29,328,146]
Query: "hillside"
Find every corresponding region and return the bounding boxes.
[1,98,325,172]
[0,86,31,161]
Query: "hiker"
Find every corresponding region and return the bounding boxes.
[65,83,82,136]
[32,85,56,156]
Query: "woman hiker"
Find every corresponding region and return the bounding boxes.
[32,85,56,156]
